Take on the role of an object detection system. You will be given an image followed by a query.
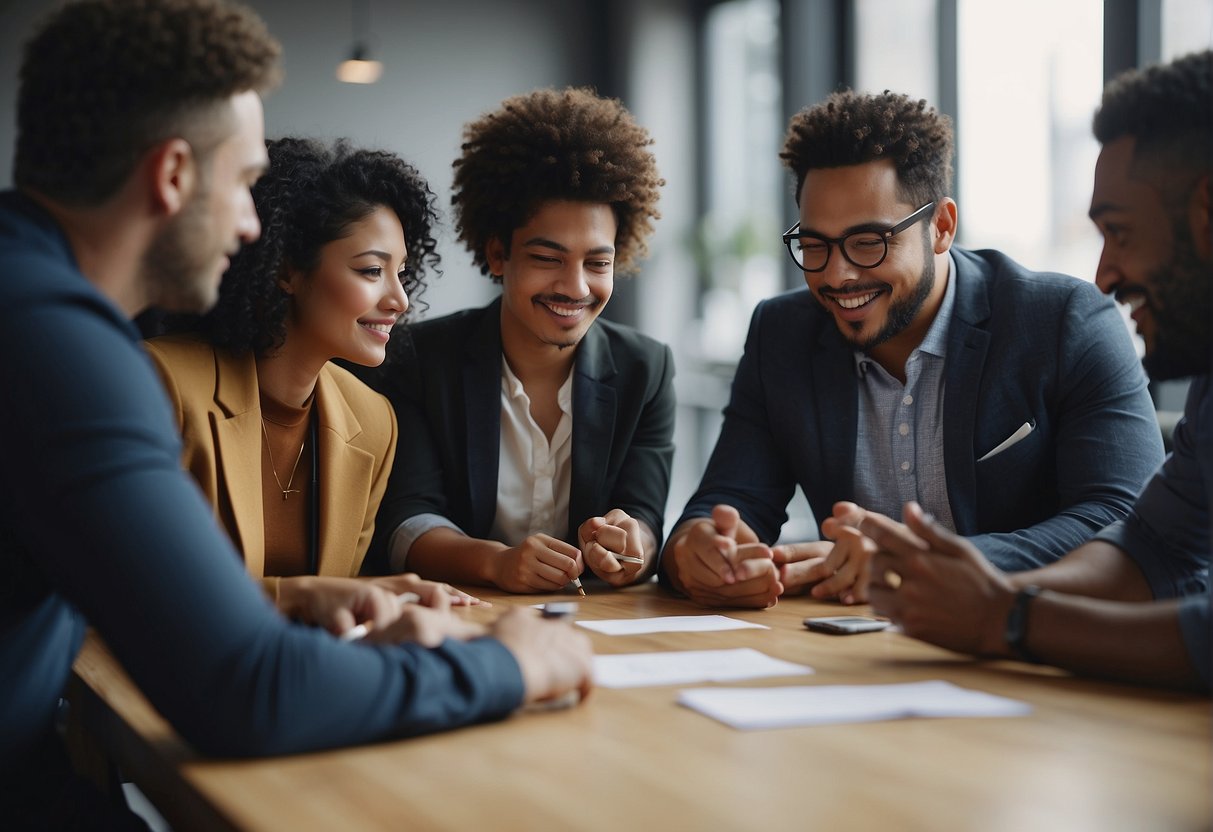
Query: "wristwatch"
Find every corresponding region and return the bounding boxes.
[1003,584,1043,663]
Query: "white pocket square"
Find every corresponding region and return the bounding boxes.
[978,420,1036,462]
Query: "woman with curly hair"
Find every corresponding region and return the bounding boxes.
[147,137,476,605]
[365,87,676,595]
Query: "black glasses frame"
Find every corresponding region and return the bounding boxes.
[781,201,937,273]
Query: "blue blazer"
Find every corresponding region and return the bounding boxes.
[672,247,1164,571]
[364,298,676,570]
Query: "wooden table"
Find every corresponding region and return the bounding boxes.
[70,583,1211,831]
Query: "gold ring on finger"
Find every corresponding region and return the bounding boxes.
[883,569,903,590]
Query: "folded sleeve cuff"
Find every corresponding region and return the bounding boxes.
[388,514,464,573]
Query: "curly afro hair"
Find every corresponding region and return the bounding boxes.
[198,137,442,357]
[452,87,663,278]
[781,90,953,207]
[1094,50,1211,203]
[15,0,281,206]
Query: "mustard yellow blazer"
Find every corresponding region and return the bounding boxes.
[145,334,398,579]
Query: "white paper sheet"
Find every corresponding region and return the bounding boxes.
[593,648,813,688]
[576,615,768,635]
[678,680,1031,730]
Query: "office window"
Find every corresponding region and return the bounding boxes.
[855,0,939,102]
[956,0,1104,280]
[1163,0,1213,58]
[697,0,783,363]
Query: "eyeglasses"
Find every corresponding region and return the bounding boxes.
[781,201,936,273]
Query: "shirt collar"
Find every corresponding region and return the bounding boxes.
[500,357,575,414]
[853,251,957,377]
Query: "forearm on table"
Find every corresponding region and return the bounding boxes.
[1007,539,1153,602]
[407,526,508,587]
[1020,592,1201,690]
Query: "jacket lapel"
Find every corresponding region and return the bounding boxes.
[210,349,266,576]
[942,251,992,534]
[314,366,373,577]
[812,319,859,500]
[464,301,504,536]
[569,325,616,537]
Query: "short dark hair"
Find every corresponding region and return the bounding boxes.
[198,138,441,356]
[780,90,954,206]
[1094,50,1212,203]
[14,0,281,205]
[452,87,663,278]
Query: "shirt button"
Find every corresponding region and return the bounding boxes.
[900,461,911,471]
[898,423,910,436]
[903,395,913,406]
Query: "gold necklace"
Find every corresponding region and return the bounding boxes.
[261,418,306,500]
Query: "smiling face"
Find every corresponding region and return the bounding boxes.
[282,204,409,368]
[490,200,616,358]
[1090,136,1211,379]
[797,160,951,366]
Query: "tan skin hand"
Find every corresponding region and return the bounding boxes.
[862,502,1017,656]
[276,575,402,637]
[362,604,488,647]
[578,508,650,586]
[370,573,489,607]
[490,607,594,705]
[772,501,875,603]
[489,533,584,593]
[670,504,781,608]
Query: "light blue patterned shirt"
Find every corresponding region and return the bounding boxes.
[851,255,958,531]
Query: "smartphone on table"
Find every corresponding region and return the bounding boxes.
[803,615,890,635]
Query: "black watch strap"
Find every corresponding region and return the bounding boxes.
[1004,584,1043,663]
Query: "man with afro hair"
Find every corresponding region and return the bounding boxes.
[663,88,1163,610]
[366,87,675,594]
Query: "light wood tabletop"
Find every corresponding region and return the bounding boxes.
[70,582,1211,831]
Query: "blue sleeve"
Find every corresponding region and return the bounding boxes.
[1092,377,1210,600]
[2,286,523,758]
[1178,594,1210,689]
[969,281,1165,570]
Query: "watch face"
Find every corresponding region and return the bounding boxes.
[1005,586,1042,658]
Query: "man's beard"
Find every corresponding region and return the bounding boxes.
[838,251,936,353]
[140,183,222,314]
[1142,222,1212,381]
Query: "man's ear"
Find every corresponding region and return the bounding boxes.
[1189,174,1210,260]
[147,138,196,217]
[485,235,508,277]
[932,198,958,254]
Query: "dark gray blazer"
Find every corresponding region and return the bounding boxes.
[670,247,1164,572]
[365,298,675,570]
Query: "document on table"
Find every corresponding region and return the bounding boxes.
[678,680,1031,730]
[576,615,768,635]
[593,648,813,688]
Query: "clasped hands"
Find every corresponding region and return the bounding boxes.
[487,507,650,593]
[670,502,880,608]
